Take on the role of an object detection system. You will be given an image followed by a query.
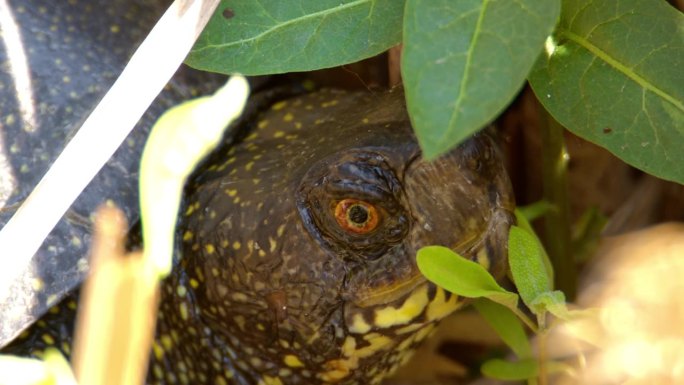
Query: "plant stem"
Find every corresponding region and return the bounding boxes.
[539,107,577,299]
[510,307,539,334]
[538,329,548,385]
[537,312,548,385]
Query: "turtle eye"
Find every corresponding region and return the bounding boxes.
[334,199,380,234]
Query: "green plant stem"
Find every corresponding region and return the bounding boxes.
[538,329,548,385]
[509,306,539,334]
[539,107,576,299]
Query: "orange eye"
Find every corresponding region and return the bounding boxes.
[334,199,380,234]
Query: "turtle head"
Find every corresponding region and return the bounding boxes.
[158,90,514,385]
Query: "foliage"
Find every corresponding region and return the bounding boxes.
[185,0,681,302]
[416,246,519,310]
[529,0,684,183]
[186,0,683,184]
[185,0,404,75]
[180,1,682,382]
[417,208,588,383]
[401,0,559,158]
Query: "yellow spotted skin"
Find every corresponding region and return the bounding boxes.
[3,89,514,384]
[9,90,513,385]
[147,89,515,384]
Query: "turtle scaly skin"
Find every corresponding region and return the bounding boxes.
[0,2,515,384]
[4,88,514,384]
[147,88,515,385]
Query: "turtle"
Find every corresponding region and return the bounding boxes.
[0,0,224,345]
[4,86,515,385]
[0,1,516,384]
[149,88,516,385]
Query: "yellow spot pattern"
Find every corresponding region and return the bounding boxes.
[348,313,372,334]
[284,354,305,368]
[374,284,429,328]
[271,101,287,111]
[205,244,215,254]
[426,286,462,321]
[41,334,55,345]
[259,376,283,385]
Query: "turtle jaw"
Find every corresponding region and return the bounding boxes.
[348,272,426,308]
[325,206,514,385]
[340,201,515,337]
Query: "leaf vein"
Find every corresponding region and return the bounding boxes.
[192,0,370,53]
[441,0,490,142]
[561,30,684,114]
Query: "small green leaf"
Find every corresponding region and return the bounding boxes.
[402,0,560,158]
[517,201,554,223]
[481,358,539,381]
[186,0,404,75]
[416,246,518,308]
[530,290,571,320]
[508,226,551,313]
[513,210,554,289]
[529,0,684,183]
[473,299,532,359]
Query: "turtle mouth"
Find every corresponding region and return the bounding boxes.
[347,232,481,309]
[349,204,513,308]
[351,272,426,308]
[452,206,514,279]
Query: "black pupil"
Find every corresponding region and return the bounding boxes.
[348,205,369,225]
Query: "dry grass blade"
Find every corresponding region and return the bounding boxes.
[71,206,160,385]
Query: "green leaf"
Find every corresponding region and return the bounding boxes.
[517,201,554,223]
[529,0,684,183]
[185,0,404,75]
[513,211,554,289]
[402,0,560,159]
[416,246,518,309]
[508,226,552,312]
[530,290,570,320]
[473,299,532,359]
[481,358,539,381]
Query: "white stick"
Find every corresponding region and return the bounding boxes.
[0,0,220,294]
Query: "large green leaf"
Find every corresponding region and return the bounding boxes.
[529,0,684,183]
[185,0,404,75]
[402,0,560,159]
